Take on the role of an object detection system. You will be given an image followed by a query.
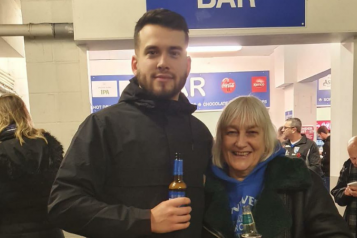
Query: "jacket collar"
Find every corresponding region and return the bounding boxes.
[264,156,311,190]
[286,134,308,147]
[118,77,196,115]
[0,124,16,142]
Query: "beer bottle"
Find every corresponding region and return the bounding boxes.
[168,152,187,199]
[241,205,262,238]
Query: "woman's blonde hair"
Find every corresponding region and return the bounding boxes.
[212,96,278,168]
[0,93,47,145]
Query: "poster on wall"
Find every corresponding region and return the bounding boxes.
[317,73,331,107]
[285,110,293,120]
[90,71,270,113]
[146,0,305,29]
[301,125,314,141]
[316,120,331,131]
[91,75,132,113]
[316,120,331,140]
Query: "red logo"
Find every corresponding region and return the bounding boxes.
[221,78,236,93]
[251,77,267,93]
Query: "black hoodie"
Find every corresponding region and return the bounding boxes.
[48,77,213,238]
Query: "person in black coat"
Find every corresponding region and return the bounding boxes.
[317,125,331,190]
[0,93,64,238]
[48,9,213,238]
[331,136,357,237]
[282,118,324,178]
[202,96,352,238]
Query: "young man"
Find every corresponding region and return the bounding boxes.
[282,118,324,177]
[332,136,357,237]
[317,125,331,189]
[48,9,213,238]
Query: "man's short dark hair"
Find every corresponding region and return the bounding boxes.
[134,9,189,51]
[286,118,302,133]
[317,126,329,134]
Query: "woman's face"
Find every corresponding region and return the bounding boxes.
[222,117,265,181]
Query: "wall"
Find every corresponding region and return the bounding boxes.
[0,58,29,108]
[0,0,28,106]
[296,44,331,82]
[316,107,331,121]
[272,44,331,130]
[268,52,285,130]
[0,0,24,57]
[89,53,271,136]
[21,0,91,153]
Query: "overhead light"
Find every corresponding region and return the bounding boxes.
[187,46,242,53]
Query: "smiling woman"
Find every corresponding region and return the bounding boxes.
[202,96,353,238]
[212,96,277,171]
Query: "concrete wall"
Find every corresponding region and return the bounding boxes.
[21,0,90,153]
[0,57,29,108]
[0,0,24,57]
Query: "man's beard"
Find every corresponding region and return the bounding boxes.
[136,71,187,100]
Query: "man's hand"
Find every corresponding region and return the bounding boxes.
[345,186,357,197]
[151,197,191,233]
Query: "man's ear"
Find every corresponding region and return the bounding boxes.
[132,55,138,76]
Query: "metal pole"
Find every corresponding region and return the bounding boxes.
[0,23,74,37]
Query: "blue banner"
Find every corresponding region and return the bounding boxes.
[285,110,293,120]
[146,0,305,29]
[316,72,331,107]
[90,71,270,113]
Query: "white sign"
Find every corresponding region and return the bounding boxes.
[318,74,331,90]
[92,81,118,97]
[198,0,256,8]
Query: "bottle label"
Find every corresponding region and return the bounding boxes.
[169,191,186,199]
[242,214,253,225]
[173,159,183,176]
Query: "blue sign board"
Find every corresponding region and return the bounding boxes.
[316,74,331,107]
[146,0,305,29]
[90,71,270,113]
[301,69,331,107]
[285,110,293,120]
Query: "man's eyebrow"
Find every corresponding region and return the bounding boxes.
[144,45,159,51]
[169,46,183,51]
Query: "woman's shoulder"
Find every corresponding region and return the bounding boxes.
[41,131,64,168]
[43,131,63,150]
[265,156,312,191]
[0,131,63,180]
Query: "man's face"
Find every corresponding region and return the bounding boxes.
[348,145,357,168]
[282,121,295,140]
[318,132,327,140]
[131,24,191,100]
